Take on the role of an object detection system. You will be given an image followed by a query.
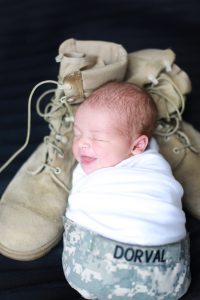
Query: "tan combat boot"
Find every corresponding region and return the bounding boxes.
[126,48,175,86]
[0,38,128,260]
[126,48,200,219]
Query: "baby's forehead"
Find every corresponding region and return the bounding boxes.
[77,101,121,117]
[76,103,108,118]
[75,103,130,136]
[76,104,127,130]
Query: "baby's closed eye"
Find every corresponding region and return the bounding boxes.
[93,137,109,142]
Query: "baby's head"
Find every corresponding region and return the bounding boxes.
[73,81,157,174]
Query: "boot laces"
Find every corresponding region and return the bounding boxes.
[155,115,181,136]
[34,87,74,192]
[0,80,75,193]
[147,73,185,121]
[155,117,199,154]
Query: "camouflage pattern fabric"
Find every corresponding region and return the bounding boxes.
[62,217,191,300]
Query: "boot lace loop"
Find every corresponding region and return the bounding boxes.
[155,115,181,136]
[0,80,74,193]
[0,80,57,173]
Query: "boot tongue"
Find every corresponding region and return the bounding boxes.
[57,52,103,103]
[146,63,192,120]
[126,48,175,86]
[146,73,186,119]
[57,52,98,79]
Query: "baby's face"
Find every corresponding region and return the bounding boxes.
[73,105,134,174]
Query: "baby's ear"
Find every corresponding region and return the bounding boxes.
[131,135,149,155]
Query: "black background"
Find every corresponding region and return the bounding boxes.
[0,0,200,299]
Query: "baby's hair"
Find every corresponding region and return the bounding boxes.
[80,81,158,139]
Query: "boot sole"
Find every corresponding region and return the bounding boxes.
[0,233,62,261]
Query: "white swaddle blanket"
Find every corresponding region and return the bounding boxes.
[66,147,186,246]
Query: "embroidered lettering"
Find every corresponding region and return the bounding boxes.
[134,249,143,262]
[152,250,161,262]
[145,250,154,262]
[161,249,166,262]
[113,245,124,259]
[124,248,134,261]
[113,245,166,263]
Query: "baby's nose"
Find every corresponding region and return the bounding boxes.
[78,136,91,148]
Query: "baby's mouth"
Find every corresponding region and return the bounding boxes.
[80,156,97,164]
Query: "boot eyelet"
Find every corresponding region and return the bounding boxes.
[61,137,68,144]
[164,136,170,142]
[58,153,64,159]
[54,167,61,174]
[63,83,72,90]
[65,116,74,123]
[67,97,75,103]
[173,147,180,154]
[60,97,66,104]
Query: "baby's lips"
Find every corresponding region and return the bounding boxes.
[80,155,97,164]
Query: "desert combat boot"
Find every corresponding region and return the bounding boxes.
[0,38,128,260]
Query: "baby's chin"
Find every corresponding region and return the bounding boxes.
[81,164,99,175]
